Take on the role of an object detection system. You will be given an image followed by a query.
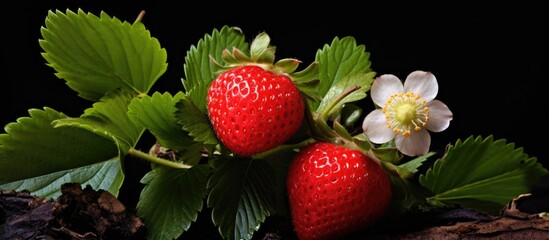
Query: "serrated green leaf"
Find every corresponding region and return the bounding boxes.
[313,36,375,111]
[0,107,118,183]
[182,25,247,112]
[0,158,123,199]
[40,9,167,101]
[399,152,435,174]
[207,157,276,240]
[137,165,211,240]
[175,96,218,145]
[54,89,143,154]
[419,135,549,209]
[128,91,196,150]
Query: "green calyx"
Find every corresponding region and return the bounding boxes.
[209,32,319,88]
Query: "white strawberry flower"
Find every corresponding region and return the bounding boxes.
[362,70,453,156]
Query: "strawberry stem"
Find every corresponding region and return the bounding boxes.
[128,148,192,169]
[320,85,361,121]
[252,138,317,160]
[337,137,378,161]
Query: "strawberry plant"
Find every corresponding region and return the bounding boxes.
[1,8,548,240]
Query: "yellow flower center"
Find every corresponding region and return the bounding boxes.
[382,92,429,137]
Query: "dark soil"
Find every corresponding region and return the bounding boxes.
[0,183,145,240]
[1,183,549,240]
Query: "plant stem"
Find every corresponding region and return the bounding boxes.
[128,148,192,169]
[252,138,316,160]
[134,10,146,24]
[320,85,361,121]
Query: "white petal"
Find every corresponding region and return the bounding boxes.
[404,71,438,101]
[362,110,395,144]
[371,74,404,107]
[426,100,453,132]
[395,129,430,156]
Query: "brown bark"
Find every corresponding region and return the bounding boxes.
[368,194,549,240]
[2,185,548,240]
[389,213,549,240]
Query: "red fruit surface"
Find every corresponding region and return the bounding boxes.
[286,142,392,240]
[207,65,304,156]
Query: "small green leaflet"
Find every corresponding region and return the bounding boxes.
[0,159,123,199]
[313,36,375,113]
[207,157,277,240]
[182,25,247,112]
[419,135,549,209]
[175,96,218,145]
[399,152,436,174]
[137,165,211,240]
[40,9,167,101]
[54,89,143,155]
[387,152,435,183]
[128,91,195,151]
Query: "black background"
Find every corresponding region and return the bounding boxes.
[2,1,548,213]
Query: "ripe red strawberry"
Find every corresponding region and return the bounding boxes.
[207,65,304,156]
[286,142,392,240]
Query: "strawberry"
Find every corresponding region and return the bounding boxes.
[207,65,304,156]
[206,32,318,156]
[286,142,392,240]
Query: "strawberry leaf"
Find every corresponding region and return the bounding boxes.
[313,36,375,112]
[419,135,549,210]
[175,96,218,145]
[207,157,276,240]
[399,152,436,174]
[40,9,167,101]
[53,89,143,155]
[128,91,195,150]
[0,108,122,196]
[182,25,247,112]
[137,165,211,240]
[0,107,118,182]
[0,158,123,199]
